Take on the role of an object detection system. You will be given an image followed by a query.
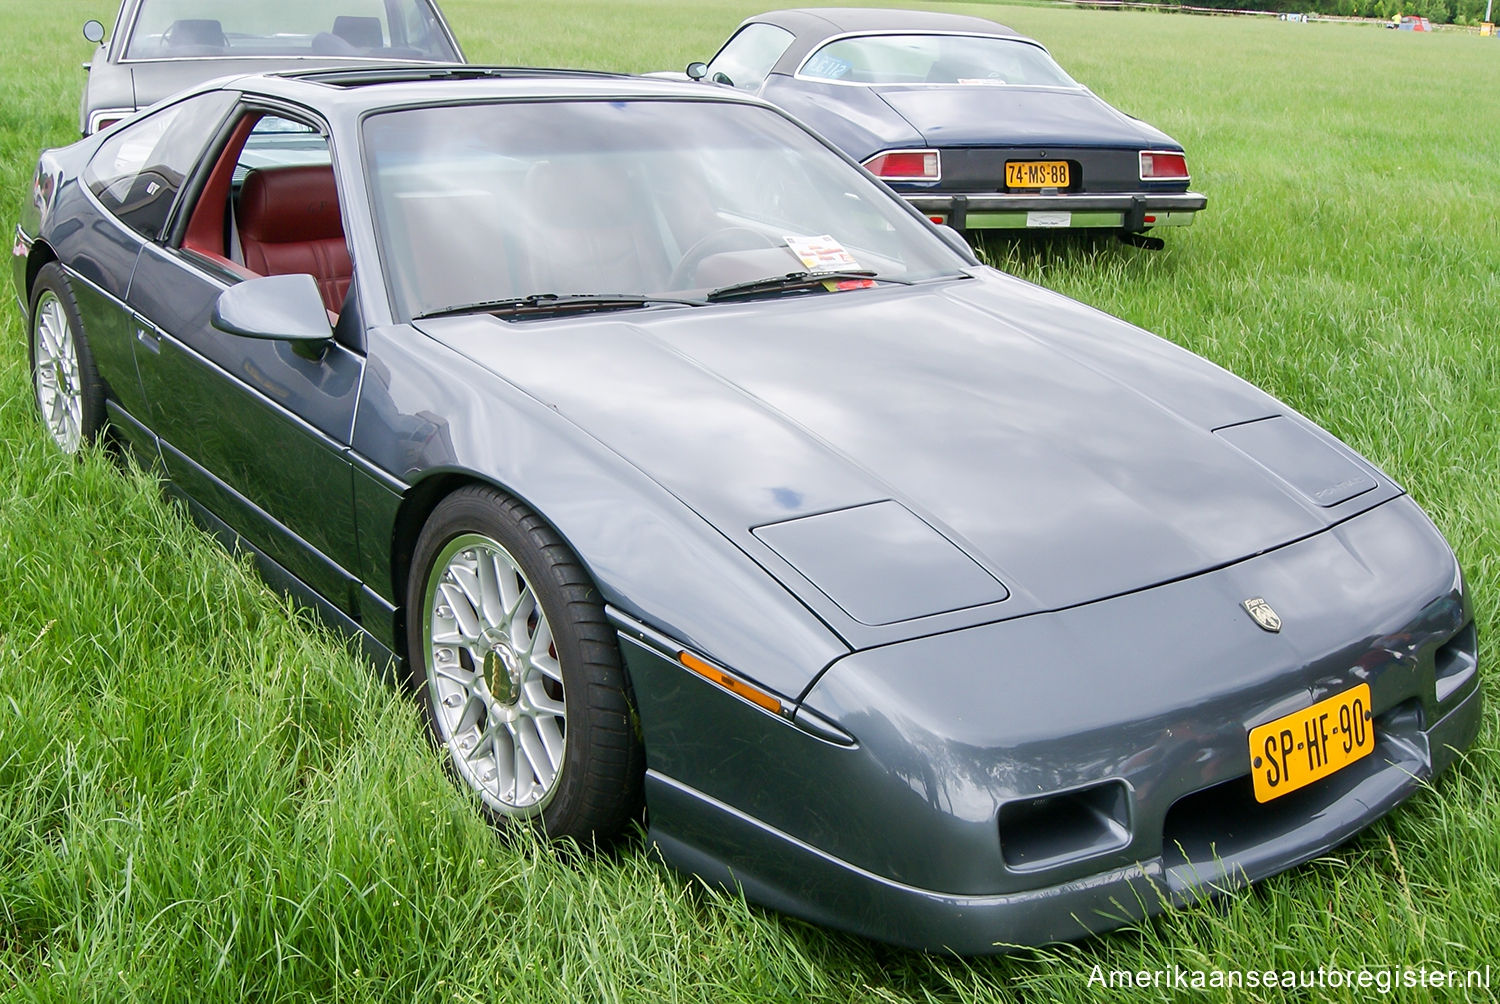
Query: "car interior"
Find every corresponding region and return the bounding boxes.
[235,165,353,314]
[181,113,352,321]
[155,15,393,56]
[161,18,229,55]
[372,151,826,316]
[131,11,441,60]
[375,158,683,314]
[312,15,387,53]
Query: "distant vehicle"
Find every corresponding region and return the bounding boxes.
[681,8,1206,242]
[77,0,464,135]
[1387,15,1432,30]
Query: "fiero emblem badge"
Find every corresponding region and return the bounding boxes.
[1242,597,1282,633]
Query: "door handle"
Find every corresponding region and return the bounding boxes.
[135,326,160,353]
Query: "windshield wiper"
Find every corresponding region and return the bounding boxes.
[416,292,704,320]
[706,270,912,303]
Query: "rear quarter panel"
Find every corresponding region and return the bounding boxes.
[758,74,922,159]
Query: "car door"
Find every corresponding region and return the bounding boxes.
[126,103,364,615]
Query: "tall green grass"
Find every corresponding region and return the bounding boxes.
[0,2,1496,1001]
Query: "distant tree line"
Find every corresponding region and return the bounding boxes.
[1183,0,1491,24]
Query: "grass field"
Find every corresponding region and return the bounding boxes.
[2,1,1498,1000]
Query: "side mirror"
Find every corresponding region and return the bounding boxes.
[935,223,976,260]
[212,274,333,360]
[83,20,106,44]
[685,61,708,81]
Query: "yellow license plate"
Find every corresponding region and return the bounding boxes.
[1005,160,1071,189]
[1249,684,1373,803]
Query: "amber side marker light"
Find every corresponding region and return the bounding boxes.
[678,651,784,714]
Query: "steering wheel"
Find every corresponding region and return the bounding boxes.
[667,227,782,289]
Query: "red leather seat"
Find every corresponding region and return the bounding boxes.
[236,166,352,314]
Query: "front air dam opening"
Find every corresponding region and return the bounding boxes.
[999,779,1131,872]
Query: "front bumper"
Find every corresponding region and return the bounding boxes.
[649,681,1480,953]
[629,495,1480,952]
[904,191,1207,231]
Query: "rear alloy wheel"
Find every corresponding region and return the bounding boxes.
[29,262,104,453]
[408,485,642,841]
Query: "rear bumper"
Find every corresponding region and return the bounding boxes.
[903,191,1207,231]
[13,224,33,314]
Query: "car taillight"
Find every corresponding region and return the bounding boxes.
[863,149,940,181]
[86,108,135,135]
[1139,150,1189,181]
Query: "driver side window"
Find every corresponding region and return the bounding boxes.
[705,23,794,91]
[179,112,353,319]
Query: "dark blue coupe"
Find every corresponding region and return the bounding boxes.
[687,8,1207,242]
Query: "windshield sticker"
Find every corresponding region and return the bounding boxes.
[784,234,861,272]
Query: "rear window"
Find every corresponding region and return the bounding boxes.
[800,34,1078,88]
[124,0,458,60]
[83,91,235,239]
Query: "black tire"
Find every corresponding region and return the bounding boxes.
[28,262,106,453]
[407,484,643,842]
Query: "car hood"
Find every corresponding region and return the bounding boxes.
[872,85,1178,149]
[415,272,1392,639]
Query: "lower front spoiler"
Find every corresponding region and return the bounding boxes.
[648,682,1481,955]
[903,191,1207,232]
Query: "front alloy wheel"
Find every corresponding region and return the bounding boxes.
[409,486,642,841]
[424,533,568,813]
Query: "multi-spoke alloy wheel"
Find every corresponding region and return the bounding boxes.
[408,486,643,840]
[424,533,568,814]
[28,263,103,453]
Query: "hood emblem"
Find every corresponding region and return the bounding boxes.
[1242,597,1282,633]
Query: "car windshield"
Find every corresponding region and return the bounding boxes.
[362,99,969,319]
[124,0,458,61]
[800,34,1078,88]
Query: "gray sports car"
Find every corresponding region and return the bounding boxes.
[13,67,1480,954]
[685,8,1207,243]
[76,0,463,135]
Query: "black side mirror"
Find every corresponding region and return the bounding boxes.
[83,20,106,44]
[213,274,333,360]
[686,61,708,81]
